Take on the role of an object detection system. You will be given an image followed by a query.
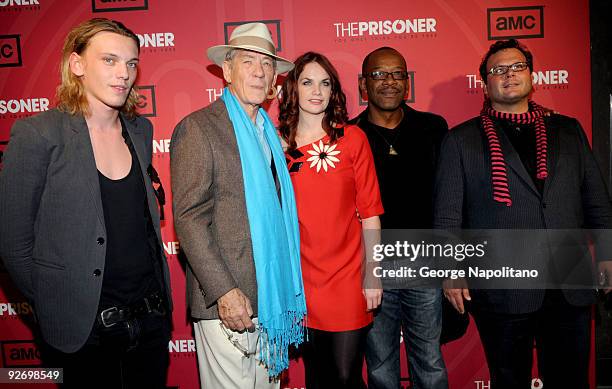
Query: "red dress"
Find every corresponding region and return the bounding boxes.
[286,125,383,331]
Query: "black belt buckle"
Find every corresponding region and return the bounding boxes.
[100,306,119,328]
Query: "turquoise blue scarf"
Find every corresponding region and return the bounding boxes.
[221,88,306,377]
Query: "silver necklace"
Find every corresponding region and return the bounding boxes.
[368,110,403,155]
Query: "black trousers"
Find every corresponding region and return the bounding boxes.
[39,311,170,389]
[302,326,369,389]
[472,290,591,389]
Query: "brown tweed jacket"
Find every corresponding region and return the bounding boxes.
[170,99,257,320]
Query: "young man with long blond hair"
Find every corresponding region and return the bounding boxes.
[0,18,172,388]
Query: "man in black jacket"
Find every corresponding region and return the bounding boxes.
[435,39,612,389]
[352,47,449,389]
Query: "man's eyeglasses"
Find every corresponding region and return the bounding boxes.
[488,62,529,76]
[365,71,409,81]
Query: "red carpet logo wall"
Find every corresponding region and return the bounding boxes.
[487,6,545,40]
[0,1,593,388]
[92,0,148,13]
[1,340,42,368]
[333,18,438,40]
[0,35,21,67]
[0,0,40,11]
[136,85,158,117]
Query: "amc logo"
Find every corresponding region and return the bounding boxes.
[135,85,157,117]
[0,35,22,67]
[358,71,415,106]
[92,0,148,13]
[1,340,42,367]
[224,20,282,52]
[487,6,544,40]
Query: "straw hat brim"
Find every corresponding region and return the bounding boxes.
[207,45,295,74]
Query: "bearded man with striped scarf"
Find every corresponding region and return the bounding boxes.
[434,39,612,389]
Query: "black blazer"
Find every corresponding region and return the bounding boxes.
[0,109,172,352]
[433,114,612,314]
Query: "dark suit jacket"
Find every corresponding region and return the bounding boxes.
[433,114,612,314]
[170,99,258,320]
[0,109,172,352]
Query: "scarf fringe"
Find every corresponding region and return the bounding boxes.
[258,308,307,377]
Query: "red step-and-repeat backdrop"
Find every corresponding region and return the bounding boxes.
[0,1,592,388]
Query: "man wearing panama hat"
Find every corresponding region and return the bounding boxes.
[171,22,307,388]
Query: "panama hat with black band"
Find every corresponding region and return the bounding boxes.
[207,22,294,74]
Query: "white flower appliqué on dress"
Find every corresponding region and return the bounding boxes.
[306,140,341,172]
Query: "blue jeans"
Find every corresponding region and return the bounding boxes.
[366,288,448,389]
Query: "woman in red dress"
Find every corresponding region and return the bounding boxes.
[279,52,383,388]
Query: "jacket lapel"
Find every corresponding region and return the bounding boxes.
[123,116,147,178]
[123,115,163,243]
[124,116,157,209]
[70,114,106,227]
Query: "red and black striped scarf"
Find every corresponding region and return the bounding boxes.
[480,100,549,207]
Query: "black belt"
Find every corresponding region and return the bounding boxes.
[97,292,165,328]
